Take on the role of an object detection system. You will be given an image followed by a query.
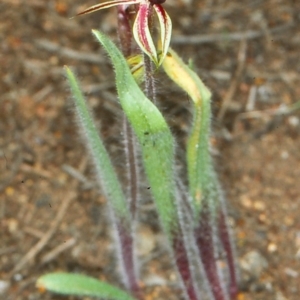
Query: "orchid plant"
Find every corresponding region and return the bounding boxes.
[36,1,239,300]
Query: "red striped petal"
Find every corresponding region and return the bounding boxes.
[153,4,172,65]
[133,3,159,66]
[77,0,139,16]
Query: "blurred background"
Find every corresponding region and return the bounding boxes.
[1,0,300,299]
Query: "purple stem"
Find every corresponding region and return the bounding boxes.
[195,207,227,300]
[117,4,139,219]
[117,5,133,56]
[218,209,238,299]
[116,5,141,298]
[117,221,142,300]
[173,232,200,300]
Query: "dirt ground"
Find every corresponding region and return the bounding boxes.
[1,0,300,299]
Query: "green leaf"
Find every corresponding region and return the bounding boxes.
[92,29,179,238]
[64,66,129,220]
[36,273,136,300]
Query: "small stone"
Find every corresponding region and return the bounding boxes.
[267,243,277,253]
[239,250,268,279]
[258,213,267,223]
[296,248,300,260]
[169,272,177,282]
[295,231,300,247]
[264,282,273,292]
[240,195,252,208]
[13,274,23,281]
[275,291,288,300]
[253,201,266,211]
[284,267,298,278]
[284,216,294,226]
[280,151,289,160]
[143,274,167,286]
[5,186,14,196]
[7,218,18,233]
[288,116,299,127]
[136,226,156,257]
[0,281,10,294]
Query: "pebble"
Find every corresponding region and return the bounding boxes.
[253,201,266,211]
[143,274,167,286]
[287,115,299,127]
[239,250,268,280]
[284,267,298,278]
[275,291,288,300]
[280,151,289,160]
[0,281,9,294]
[267,243,277,253]
[136,225,156,257]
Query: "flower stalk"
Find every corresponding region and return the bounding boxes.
[117,6,141,298]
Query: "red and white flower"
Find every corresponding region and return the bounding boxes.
[77,0,172,66]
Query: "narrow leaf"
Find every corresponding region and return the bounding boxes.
[64,66,129,220]
[92,29,179,238]
[65,67,140,294]
[37,273,136,300]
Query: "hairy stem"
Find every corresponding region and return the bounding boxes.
[123,118,139,218]
[117,5,133,57]
[174,181,205,300]
[173,232,200,300]
[116,221,141,299]
[195,206,227,300]
[143,53,156,103]
[218,208,238,299]
[116,7,141,296]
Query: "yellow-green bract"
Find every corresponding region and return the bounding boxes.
[162,48,217,218]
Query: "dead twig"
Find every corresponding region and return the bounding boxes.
[245,86,257,112]
[32,85,54,102]
[172,22,293,45]
[35,40,104,64]
[40,238,76,265]
[217,39,247,121]
[23,227,45,239]
[0,246,17,256]
[20,163,53,179]
[237,102,300,120]
[62,164,95,190]
[233,101,300,135]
